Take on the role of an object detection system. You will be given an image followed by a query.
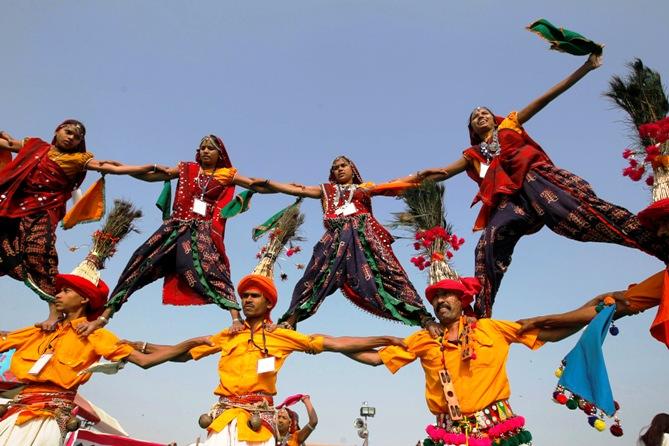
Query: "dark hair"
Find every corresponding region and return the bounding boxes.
[640,413,669,446]
[467,107,496,145]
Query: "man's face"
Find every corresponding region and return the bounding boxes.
[430,290,463,324]
[54,287,87,314]
[240,288,272,319]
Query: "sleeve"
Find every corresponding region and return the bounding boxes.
[190,331,226,360]
[625,270,664,313]
[497,111,522,134]
[491,320,543,350]
[0,326,39,353]
[88,329,134,361]
[276,330,325,354]
[378,333,419,374]
[80,151,95,169]
[214,167,238,185]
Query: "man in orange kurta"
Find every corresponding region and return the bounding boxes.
[345,277,582,445]
[0,271,208,446]
[165,273,404,446]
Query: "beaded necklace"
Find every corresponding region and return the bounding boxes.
[479,128,501,163]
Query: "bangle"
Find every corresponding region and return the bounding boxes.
[233,318,242,323]
[97,316,108,326]
[140,341,148,354]
[305,423,315,431]
[151,164,157,173]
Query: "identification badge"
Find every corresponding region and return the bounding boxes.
[479,163,489,178]
[257,356,276,374]
[28,353,53,375]
[335,202,357,217]
[192,198,208,216]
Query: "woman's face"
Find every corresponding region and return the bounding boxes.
[331,157,354,184]
[469,107,495,138]
[53,125,83,151]
[198,141,220,166]
[276,409,291,434]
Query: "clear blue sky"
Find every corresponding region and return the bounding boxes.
[1,2,668,445]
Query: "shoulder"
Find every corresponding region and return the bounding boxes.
[497,111,522,134]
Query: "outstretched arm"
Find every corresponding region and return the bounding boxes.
[344,350,384,366]
[232,173,277,193]
[296,395,319,444]
[123,336,211,368]
[131,166,179,182]
[517,52,603,125]
[322,335,404,353]
[517,291,632,335]
[86,159,174,177]
[395,156,470,183]
[252,178,322,198]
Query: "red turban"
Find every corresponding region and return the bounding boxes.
[55,274,109,321]
[425,277,481,307]
[637,198,669,229]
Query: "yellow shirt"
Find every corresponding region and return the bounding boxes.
[379,318,542,416]
[47,147,94,178]
[187,162,238,185]
[0,318,133,390]
[189,325,324,442]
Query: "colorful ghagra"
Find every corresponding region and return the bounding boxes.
[0,138,90,298]
[278,183,431,327]
[108,162,239,311]
[463,112,669,317]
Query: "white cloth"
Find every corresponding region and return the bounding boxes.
[194,418,275,446]
[0,412,63,446]
[663,432,669,446]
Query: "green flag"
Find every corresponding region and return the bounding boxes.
[220,190,255,219]
[528,19,603,56]
[252,198,303,241]
[155,180,172,220]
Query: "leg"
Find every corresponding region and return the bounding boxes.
[528,165,669,262]
[474,196,542,318]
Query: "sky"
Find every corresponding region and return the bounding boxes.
[1,1,668,445]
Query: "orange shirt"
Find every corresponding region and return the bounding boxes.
[189,325,324,442]
[47,147,94,178]
[624,269,669,347]
[379,318,542,416]
[0,318,133,390]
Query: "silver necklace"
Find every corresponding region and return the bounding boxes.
[479,129,501,162]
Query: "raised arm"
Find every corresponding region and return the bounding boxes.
[517,52,603,125]
[0,132,24,153]
[124,336,210,369]
[295,395,318,444]
[322,335,404,354]
[255,178,322,199]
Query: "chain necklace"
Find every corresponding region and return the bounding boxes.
[197,167,216,199]
[479,128,501,163]
[333,184,355,207]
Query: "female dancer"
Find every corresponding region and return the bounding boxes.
[276,395,318,446]
[0,120,162,328]
[259,156,439,335]
[77,135,264,335]
[413,53,669,317]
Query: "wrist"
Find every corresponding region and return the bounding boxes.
[97,316,109,326]
[140,341,148,354]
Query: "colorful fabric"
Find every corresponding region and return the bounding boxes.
[0,138,87,224]
[189,325,323,443]
[208,394,276,442]
[46,147,93,178]
[558,304,616,416]
[527,19,603,56]
[378,318,542,416]
[54,275,109,321]
[108,161,238,310]
[220,190,254,219]
[61,176,105,229]
[155,180,173,221]
[197,418,275,446]
[463,113,669,317]
[638,197,669,228]
[425,401,531,446]
[0,211,59,299]
[623,270,669,348]
[278,182,430,327]
[0,318,133,390]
